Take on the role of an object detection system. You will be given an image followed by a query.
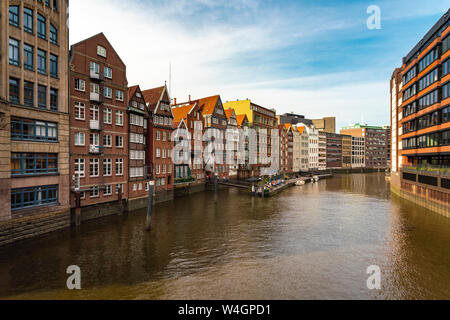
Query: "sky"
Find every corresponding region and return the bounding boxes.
[70,0,449,131]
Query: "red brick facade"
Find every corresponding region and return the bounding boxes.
[69,33,129,207]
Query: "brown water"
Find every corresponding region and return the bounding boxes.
[0,173,449,300]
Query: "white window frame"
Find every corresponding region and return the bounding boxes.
[74,158,85,178]
[75,79,85,92]
[103,107,112,124]
[116,90,123,101]
[104,66,112,79]
[75,132,85,146]
[97,46,106,58]
[103,134,112,147]
[116,135,123,148]
[103,158,112,176]
[116,110,123,126]
[75,102,85,120]
[90,159,99,177]
[104,184,112,196]
[103,87,112,99]
[115,158,123,176]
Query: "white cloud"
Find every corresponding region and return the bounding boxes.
[70,0,390,131]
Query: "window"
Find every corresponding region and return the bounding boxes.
[103,108,112,124]
[443,82,450,100]
[45,0,50,7]
[74,159,85,178]
[12,118,57,142]
[97,46,106,57]
[418,48,438,73]
[90,105,99,121]
[156,148,160,158]
[75,102,85,120]
[103,87,112,98]
[9,38,20,66]
[418,68,438,92]
[9,6,19,27]
[104,67,112,79]
[116,111,123,126]
[90,83,99,94]
[90,61,99,75]
[74,132,85,146]
[116,135,123,148]
[90,187,99,198]
[115,159,123,176]
[50,24,58,44]
[24,44,34,70]
[37,14,46,39]
[38,85,47,109]
[418,90,439,109]
[156,130,160,140]
[24,81,34,107]
[90,133,99,146]
[38,49,47,74]
[103,135,112,147]
[50,88,58,111]
[443,36,450,54]
[11,185,58,210]
[116,90,123,101]
[53,0,59,11]
[24,8,33,33]
[103,159,112,176]
[115,184,124,194]
[9,78,20,104]
[11,153,58,176]
[75,79,85,91]
[90,159,99,177]
[104,185,112,196]
[50,54,58,77]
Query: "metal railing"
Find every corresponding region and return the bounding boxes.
[402,164,450,177]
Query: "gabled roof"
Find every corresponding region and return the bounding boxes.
[196,95,220,116]
[225,109,235,121]
[284,123,292,130]
[127,85,139,103]
[297,127,305,135]
[142,86,165,108]
[70,32,126,69]
[172,103,196,125]
[236,114,248,127]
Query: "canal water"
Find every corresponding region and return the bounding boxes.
[0,173,449,299]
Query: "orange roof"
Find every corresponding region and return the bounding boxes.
[127,85,138,103]
[172,104,195,125]
[296,127,305,135]
[142,86,165,107]
[236,114,247,127]
[224,109,234,121]
[284,123,292,130]
[196,95,219,115]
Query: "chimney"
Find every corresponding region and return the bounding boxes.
[189,95,191,103]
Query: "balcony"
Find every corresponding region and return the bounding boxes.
[90,70,103,81]
[89,145,101,154]
[402,164,450,177]
[90,92,102,103]
[90,120,102,131]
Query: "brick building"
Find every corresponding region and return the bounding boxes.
[325,132,342,169]
[341,134,352,168]
[142,85,174,196]
[341,124,389,168]
[69,33,129,207]
[1,0,70,221]
[127,85,152,203]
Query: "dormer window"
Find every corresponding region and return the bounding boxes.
[97,45,106,57]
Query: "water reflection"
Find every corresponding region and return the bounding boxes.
[0,173,449,299]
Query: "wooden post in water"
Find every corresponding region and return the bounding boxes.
[146,180,155,231]
[74,192,81,226]
[214,173,218,204]
[262,175,265,198]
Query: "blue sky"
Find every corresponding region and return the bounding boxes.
[71,0,449,130]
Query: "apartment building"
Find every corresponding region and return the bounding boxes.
[69,33,129,207]
[142,85,174,195]
[390,68,403,173]
[318,132,327,170]
[296,126,309,172]
[351,136,365,168]
[236,114,251,179]
[225,108,239,178]
[224,99,277,176]
[298,124,319,171]
[390,10,450,216]
[341,134,352,168]
[341,124,389,168]
[292,128,301,173]
[171,101,205,185]
[325,133,342,169]
[279,124,293,175]
[127,85,151,202]
[1,0,69,221]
